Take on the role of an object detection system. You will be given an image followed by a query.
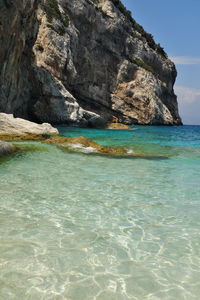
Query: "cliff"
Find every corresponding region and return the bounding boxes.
[0,0,182,126]
[0,0,38,117]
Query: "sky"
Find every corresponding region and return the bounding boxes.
[122,0,200,125]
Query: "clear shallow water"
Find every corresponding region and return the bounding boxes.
[0,125,200,299]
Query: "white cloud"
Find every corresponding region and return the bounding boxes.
[170,56,200,65]
[175,85,200,104]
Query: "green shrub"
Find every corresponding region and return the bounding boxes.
[47,24,65,36]
[156,43,168,59]
[41,0,60,23]
[131,57,154,74]
[41,0,69,35]
[62,15,69,27]
[111,0,168,59]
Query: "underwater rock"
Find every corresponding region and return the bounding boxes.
[14,144,49,153]
[0,140,16,157]
[44,136,99,147]
[43,135,167,159]
[44,136,128,155]
[106,123,130,130]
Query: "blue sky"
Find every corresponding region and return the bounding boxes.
[122,0,200,125]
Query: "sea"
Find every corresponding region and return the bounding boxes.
[0,125,200,299]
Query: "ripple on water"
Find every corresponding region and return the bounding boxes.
[0,126,200,299]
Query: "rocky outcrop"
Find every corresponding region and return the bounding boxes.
[43,136,167,159]
[0,113,58,140]
[106,123,130,129]
[0,0,182,126]
[31,66,106,126]
[0,0,38,118]
[0,140,16,157]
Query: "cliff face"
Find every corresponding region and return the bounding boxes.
[0,0,182,126]
[0,0,38,117]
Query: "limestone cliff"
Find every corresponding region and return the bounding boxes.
[0,0,38,117]
[0,0,182,126]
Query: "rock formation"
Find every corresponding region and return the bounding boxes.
[0,0,38,117]
[0,0,182,126]
[43,136,168,159]
[0,140,16,157]
[0,113,58,139]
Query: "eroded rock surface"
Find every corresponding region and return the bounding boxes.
[0,0,182,126]
[0,113,58,140]
[106,123,130,130]
[0,0,38,118]
[43,135,168,159]
[0,140,16,157]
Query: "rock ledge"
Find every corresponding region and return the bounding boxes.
[0,113,59,140]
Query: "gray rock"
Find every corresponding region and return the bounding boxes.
[0,113,59,136]
[32,0,181,125]
[0,0,182,126]
[0,140,16,157]
[0,0,38,118]
[32,66,104,127]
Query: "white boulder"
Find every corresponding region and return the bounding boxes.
[0,113,59,136]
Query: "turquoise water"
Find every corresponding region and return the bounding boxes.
[0,125,200,299]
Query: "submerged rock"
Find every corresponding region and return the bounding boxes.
[44,136,167,159]
[0,141,16,157]
[106,123,130,130]
[0,113,59,140]
[44,136,99,147]
[15,144,49,153]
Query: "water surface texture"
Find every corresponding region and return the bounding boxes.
[0,126,200,299]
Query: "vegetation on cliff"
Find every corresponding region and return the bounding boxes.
[111,0,167,58]
[41,0,69,35]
